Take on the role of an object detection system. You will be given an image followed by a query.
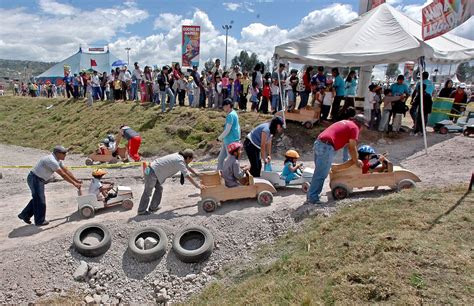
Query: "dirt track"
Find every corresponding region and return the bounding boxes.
[0,133,472,303]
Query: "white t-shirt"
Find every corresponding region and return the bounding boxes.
[323,91,334,106]
[88,178,103,199]
[133,68,143,80]
[364,91,375,110]
[150,153,189,185]
[91,75,100,87]
[32,154,63,181]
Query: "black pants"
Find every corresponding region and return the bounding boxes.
[259,96,269,114]
[331,96,343,121]
[244,138,261,177]
[66,84,74,98]
[178,90,186,106]
[321,105,331,121]
[239,93,247,110]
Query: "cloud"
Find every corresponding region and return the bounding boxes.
[154,13,183,30]
[223,3,241,11]
[38,0,76,16]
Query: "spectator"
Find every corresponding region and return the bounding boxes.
[72,73,80,99]
[450,83,468,121]
[271,63,287,112]
[177,74,187,106]
[212,58,223,81]
[270,77,280,113]
[18,146,82,226]
[438,79,455,98]
[144,66,153,103]
[100,72,108,100]
[260,79,270,114]
[252,63,264,108]
[411,71,434,134]
[187,76,198,107]
[221,72,230,99]
[113,73,122,101]
[390,75,411,128]
[91,71,102,101]
[214,75,223,108]
[63,73,74,98]
[311,66,326,89]
[321,80,334,121]
[343,70,357,115]
[157,65,175,112]
[364,84,376,127]
[190,65,203,107]
[240,72,251,111]
[299,66,313,109]
[152,80,160,105]
[229,65,241,80]
[379,88,399,132]
[217,98,241,170]
[288,69,299,111]
[132,62,143,101]
[233,73,242,108]
[331,68,345,121]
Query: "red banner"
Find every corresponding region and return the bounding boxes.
[422,0,474,40]
[371,0,385,9]
[182,25,200,67]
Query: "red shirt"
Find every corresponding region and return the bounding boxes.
[317,120,360,150]
[262,84,271,98]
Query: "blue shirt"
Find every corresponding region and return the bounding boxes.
[249,122,271,148]
[63,76,72,85]
[223,110,241,145]
[311,73,326,86]
[345,79,357,96]
[416,79,434,96]
[390,83,410,96]
[281,161,300,183]
[334,75,345,97]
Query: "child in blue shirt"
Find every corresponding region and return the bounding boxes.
[280,150,303,185]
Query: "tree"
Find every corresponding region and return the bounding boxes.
[385,63,401,79]
[230,50,260,73]
[456,62,473,83]
[203,58,214,73]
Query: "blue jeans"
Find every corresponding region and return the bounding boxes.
[20,172,46,225]
[217,144,228,171]
[160,88,175,112]
[271,95,280,111]
[92,86,102,100]
[307,141,336,203]
[342,145,349,162]
[131,83,138,101]
[189,94,194,107]
[299,90,310,109]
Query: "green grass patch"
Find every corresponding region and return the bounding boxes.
[0,96,275,156]
[190,187,474,304]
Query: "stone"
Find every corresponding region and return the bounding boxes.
[377,138,387,145]
[101,294,110,303]
[84,295,94,303]
[184,273,197,281]
[144,237,159,250]
[73,261,89,281]
[159,288,167,295]
[93,294,101,303]
[88,266,99,278]
[156,293,170,303]
[135,238,145,250]
[82,233,102,246]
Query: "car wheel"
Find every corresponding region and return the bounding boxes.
[80,205,95,219]
[202,198,217,213]
[303,121,313,129]
[257,191,273,206]
[332,184,349,200]
[172,225,214,263]
[128,227,168,262]
[85,158,93,166]
[397,179,416,191]
[301,182,310,193]
[439,126,448,134]
[73,223,111,257]
[122,199,133,210]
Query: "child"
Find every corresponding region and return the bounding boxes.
[250,82,260,112]
[270,79,280,113]
[215,76,223,108]
[221,72,229,99]
[187,76,198,107]
[288,69,299,111]
[98,138,111,155]
[357,145,387,174]
[114,77,123,101]
[240,72,250,111]
[379,89,399,132]
[280,150,303,185]
[315,85,325,110]
[222,142,250,188]
[88,169,115,202]
[321,80,334,121]
[152,80,160,105]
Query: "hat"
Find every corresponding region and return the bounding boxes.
[53,145,68,154]
[222,98,233,106]
[459,83,466,89]
[193,65,198,69]
[352,114,368,127]
[92,168,107,177]
[188,76,194,81]
[227,142,242,154]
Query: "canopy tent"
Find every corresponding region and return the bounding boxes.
[274,3,474,66]
[36,47,120,83]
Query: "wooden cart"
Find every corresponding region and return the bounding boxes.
[329,162,421,200]
[85,147,127,165]
[199,171,277,213]
[279,105,320,129]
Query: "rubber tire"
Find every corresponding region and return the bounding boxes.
[397,179,416,192]
[128,227,168,262]
[302,182,310,193]
[85,158,93,166]
[202,198,217,213]
[122,199,134,210]
[80,205,95,219]
[439,126,448,134]
[73,223,112,257]
[332,185,349,200]
[257,191,273,206]
[172,225,214,263]
[463,129,471,137]
[303,121,313,129]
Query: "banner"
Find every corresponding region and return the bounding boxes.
[182,25,200,68]
[403,62,415,83]
[358,0,385,14]
[422,0,474,40]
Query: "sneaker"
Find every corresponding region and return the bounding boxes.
[304,200,323,205]
[137,211,151,216]
[149,207,161,213]
[18,214,31,224]
[36,220,50,226]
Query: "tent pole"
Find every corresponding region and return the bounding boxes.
[276,57,286,128]
[418,58,428,155]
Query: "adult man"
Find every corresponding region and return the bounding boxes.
[18,146,82,226]
[450,83,468,120]
[211,59,223,81]
[116,125,141,162]
[190,65,202,107]
[306,114,366,205]
[138,149,203,215]
[131,62,143,101]
[271,63,288,112]
[390,75,411,132]
[412,71,434,134]
[157,65,175,112]
[229,65,240,80]
[63,73,74,99]
[217,98,241,170]
[331,68,345,121]
[91,71,101,100]
[120,66,132,100]
[311,66,326,89]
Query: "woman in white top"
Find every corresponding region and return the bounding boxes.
[321,81,334,121]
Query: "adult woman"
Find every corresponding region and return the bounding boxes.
[244,116,284,177]
[252,63,263,112]
[342,70,357,115]
[438,79,455,98]
[172,63,183,95]
[299,66,313,109]
[144,66,153,102]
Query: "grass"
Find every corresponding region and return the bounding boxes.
[0,96,275,156]
[190,186,474,305]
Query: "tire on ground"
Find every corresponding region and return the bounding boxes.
[128,227,168,262]
[80,205,95,219]
[397,179,416,192]
[172,225,214,263]
[332,184,350,200]
[73,223,111,257]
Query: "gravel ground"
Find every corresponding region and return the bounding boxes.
[0,132,472,304]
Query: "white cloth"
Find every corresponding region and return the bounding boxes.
[91,75,100,87]
[364,91,375,110]
[322,91,333,106]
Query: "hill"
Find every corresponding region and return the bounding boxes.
[0,58,55,81]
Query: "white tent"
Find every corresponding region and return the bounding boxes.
[37,47,120,82]
[274,3,474,66]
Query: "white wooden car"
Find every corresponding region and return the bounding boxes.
[261,165,314,193]
[77,186,134,218]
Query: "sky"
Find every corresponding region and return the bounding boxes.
[0,0,472,76]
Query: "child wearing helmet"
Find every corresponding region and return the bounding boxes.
[222,142,250,188]
[88,168,115,202]
[280,150,303,185]
[357,145,387,174]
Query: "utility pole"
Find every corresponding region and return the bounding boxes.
[125,47,131,65]
[222,24,232,71]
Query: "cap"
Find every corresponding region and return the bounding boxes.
[352,114,368,127]
[222,98,233,106]
[459,83,466,89]
[53,145,68,154]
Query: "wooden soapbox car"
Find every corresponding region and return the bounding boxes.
[77,185,134,218]
[260,165,314,192]
[85,147,128,166]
